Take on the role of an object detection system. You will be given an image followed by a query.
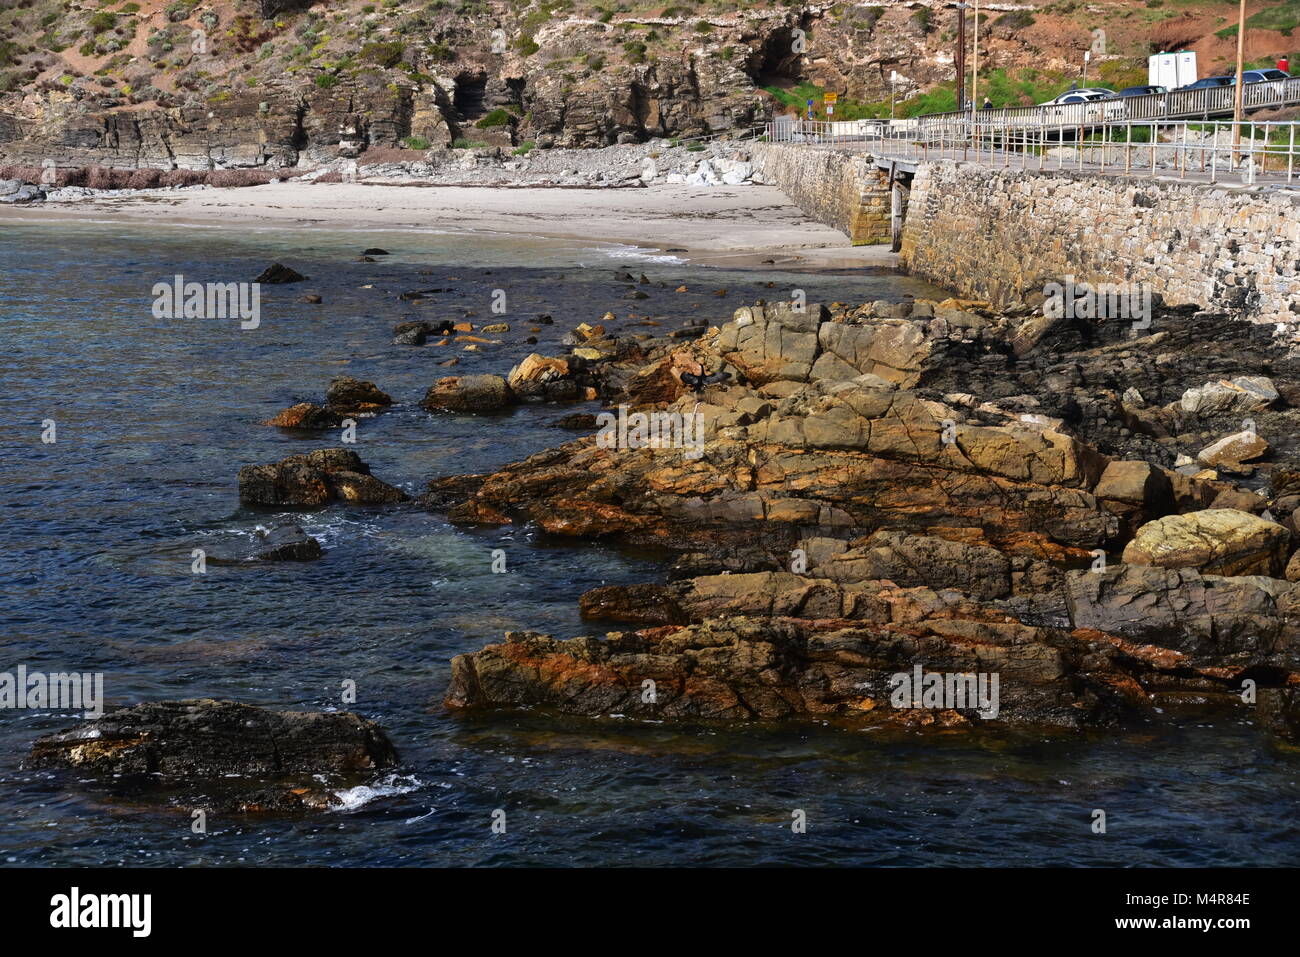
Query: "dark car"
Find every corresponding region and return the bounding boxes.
[1180,75,1235,90]
[1242,69,1291,83]
[1117,85,1168,96]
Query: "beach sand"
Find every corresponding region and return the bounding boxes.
[0,180,895,270]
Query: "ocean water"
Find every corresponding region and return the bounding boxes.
[0,218,1297,867]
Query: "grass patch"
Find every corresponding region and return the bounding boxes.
[476,107,512,128]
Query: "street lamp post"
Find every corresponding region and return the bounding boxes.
[1232,0,1247,164]
[972,0,980,109]
[954,3,968,111]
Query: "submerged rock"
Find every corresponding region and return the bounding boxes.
[238,448,408,506]
[207,524,323,563]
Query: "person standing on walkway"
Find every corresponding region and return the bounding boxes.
[982,96,993,110]
[1279,55,1290,74]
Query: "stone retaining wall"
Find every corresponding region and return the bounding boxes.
[752,142,1300,325]
[900,162,1300,325]
[750,142,892,245]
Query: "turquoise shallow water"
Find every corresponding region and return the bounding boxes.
[0,218,1296,866]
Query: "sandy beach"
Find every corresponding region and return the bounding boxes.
[0,180,894,270]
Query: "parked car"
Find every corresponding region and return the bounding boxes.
[1117,85,1168,97]
[1241,68,1291,83]
[1038,88,1123,122]
[1038,88,1117,105]
[1179,75,1234,90]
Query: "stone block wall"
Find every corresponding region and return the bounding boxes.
[751,142,892,245]
[900,161,1300,325]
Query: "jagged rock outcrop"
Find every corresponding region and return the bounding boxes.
[434,296,1300,739]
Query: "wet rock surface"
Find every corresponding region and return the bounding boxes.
[206,524,324,563]
[27,699,398,813]
[432,298,1300,738]
[238,449,408,506]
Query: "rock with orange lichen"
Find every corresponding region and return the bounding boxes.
[261,402,344,429]
[445,615,1145,728]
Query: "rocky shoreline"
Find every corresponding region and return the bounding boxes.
[428,296,1300,737]
[30,275,1300,815]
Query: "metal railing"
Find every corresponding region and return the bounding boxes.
[764,116,1300,185]
[910,75,1300,132]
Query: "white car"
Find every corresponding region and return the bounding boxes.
[1039,88,1117,105]
[1039,88,1124,122]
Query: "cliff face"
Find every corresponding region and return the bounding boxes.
[0,0,1278,170]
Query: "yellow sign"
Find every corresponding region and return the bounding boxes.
[824,92,839,104]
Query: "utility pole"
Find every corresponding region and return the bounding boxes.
[972,0,980,108]
[954,3,968,111]
[1232,0,1247,163]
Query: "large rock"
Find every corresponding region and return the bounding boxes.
[507,353,579,402]
[1197,430,1270,468]
[325,376,392,415]
[261,402,344,429]
[27,699,398,812]
[420,374,515,413]
[1179,376,1278,417]
[0,179,44,204]
[1120,509,1290,577]
[444,615,1140,729]
[1064,564,1291,666]
[238,448,408,506]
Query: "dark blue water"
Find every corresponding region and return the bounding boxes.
[1,219,1297,866]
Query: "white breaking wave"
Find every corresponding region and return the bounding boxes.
[588,243,686,265]
[330,773,423,812]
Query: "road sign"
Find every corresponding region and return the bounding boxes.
[824,92,838,104]
[826,105,834,115]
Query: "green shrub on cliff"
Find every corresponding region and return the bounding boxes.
[992,11,1036,30]
[88,12,117,34]
[623,40,646,63]
[361,40,404,67]
[403,135,431,149]
[476,107,512,128]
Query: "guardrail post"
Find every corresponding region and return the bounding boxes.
[1289,124,1295,185]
